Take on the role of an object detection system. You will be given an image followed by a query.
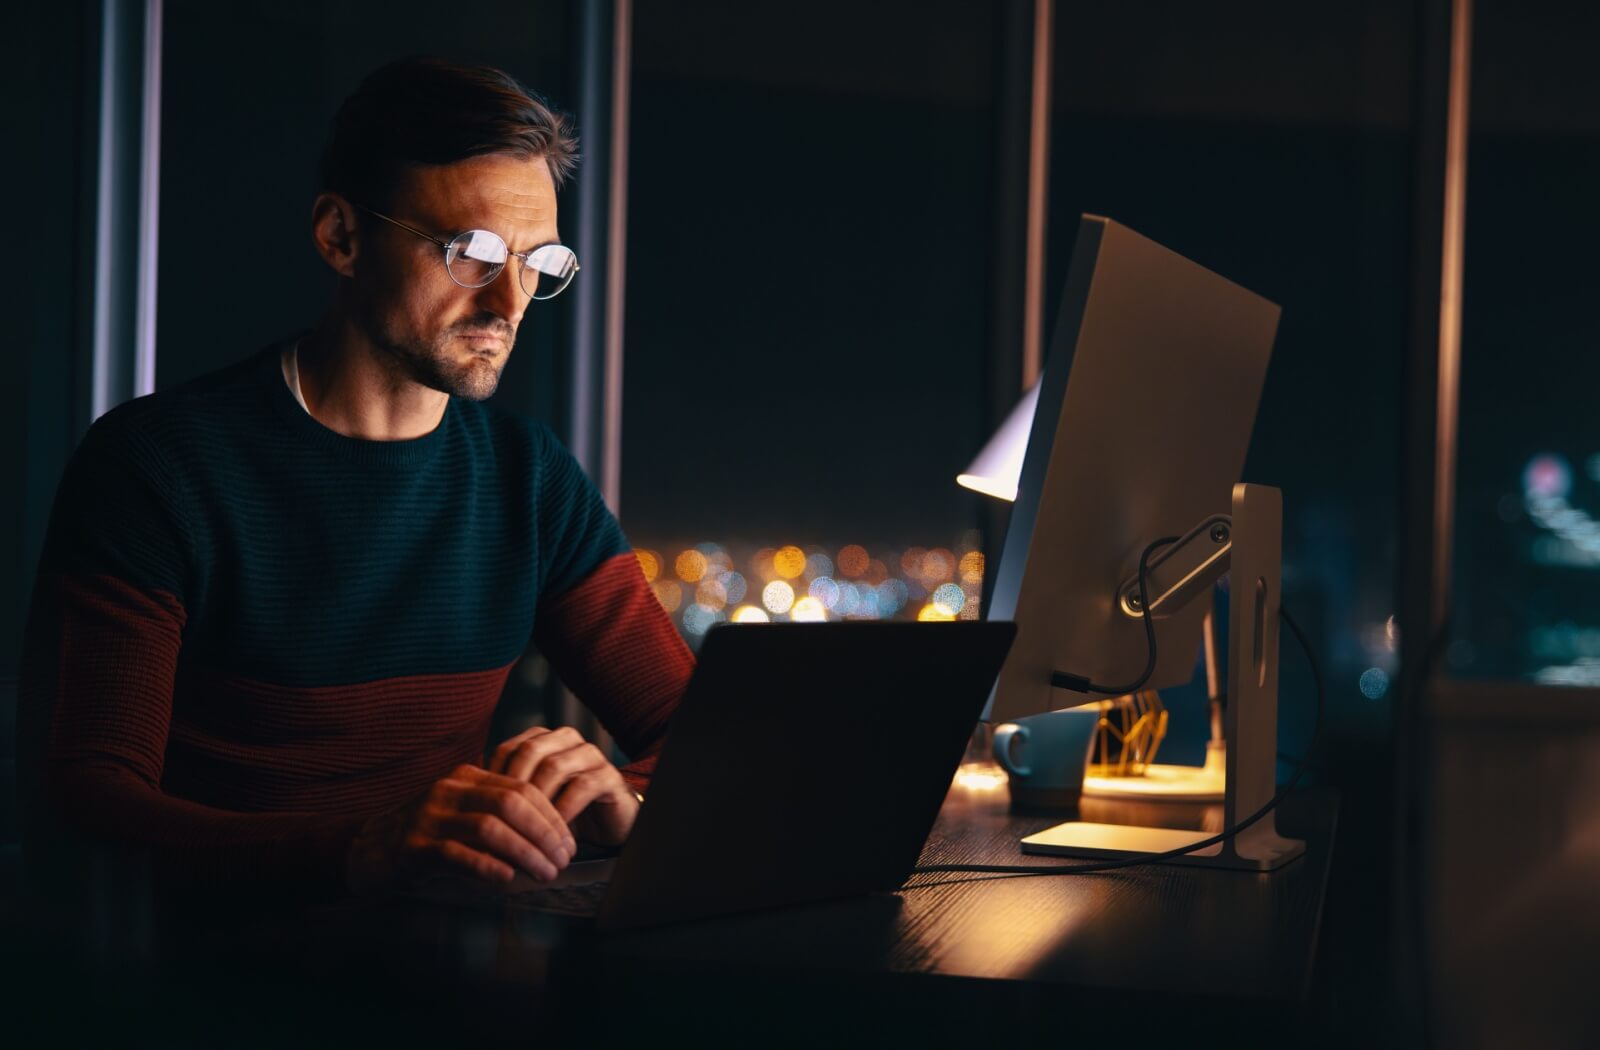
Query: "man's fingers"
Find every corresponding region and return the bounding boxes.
[431,837,515,884]
[454,780,575,862]
[488,725,560,775]
[437,812,561,881]
[529,743,610,800]
[552,768,626,826]
[446,767,577,849]
[499,726,585,782]
[461,744,635,851]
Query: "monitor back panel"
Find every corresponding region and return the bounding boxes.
[986,215,1280,721]
[597,621,1017,930]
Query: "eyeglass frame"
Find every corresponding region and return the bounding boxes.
[352,203,580,301]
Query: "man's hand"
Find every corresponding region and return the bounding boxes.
[346,764,577,894]
[488,726,641,847]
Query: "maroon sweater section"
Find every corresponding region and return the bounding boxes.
[28,551,693,895]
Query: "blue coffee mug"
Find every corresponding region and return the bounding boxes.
[992,707,1099,807]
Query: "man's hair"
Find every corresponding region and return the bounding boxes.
[320,57,579,207]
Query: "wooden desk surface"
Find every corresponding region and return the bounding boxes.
[568,780,1338,1002]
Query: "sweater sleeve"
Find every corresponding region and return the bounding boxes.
[17,413,364,897]
[530,434,693,793]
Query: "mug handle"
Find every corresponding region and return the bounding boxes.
[992,723,1031,777]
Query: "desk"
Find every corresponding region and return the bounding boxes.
[10,782,1336,1045]
[584,781,1335,990]
[256,780,1336,1045]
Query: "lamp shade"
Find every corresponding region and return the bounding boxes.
[956,381,1039,502]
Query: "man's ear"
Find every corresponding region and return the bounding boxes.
[311,193,360,278]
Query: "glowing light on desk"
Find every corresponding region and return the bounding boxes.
[953,764,1007,790]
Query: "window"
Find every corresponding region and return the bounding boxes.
[621,2,1001,640]
[1450,0,1600,686]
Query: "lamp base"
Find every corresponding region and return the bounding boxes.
[1081,742,1226,802]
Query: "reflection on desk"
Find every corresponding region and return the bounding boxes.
[584,781,1333,997]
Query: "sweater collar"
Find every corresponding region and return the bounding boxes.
[264,338,453,470]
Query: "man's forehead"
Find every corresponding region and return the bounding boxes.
[400,154,557,231]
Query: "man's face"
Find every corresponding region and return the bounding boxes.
[352,153,559,401]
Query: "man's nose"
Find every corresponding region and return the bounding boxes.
[474,263,527,328]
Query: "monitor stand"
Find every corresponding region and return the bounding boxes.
[1022,484,1305,871]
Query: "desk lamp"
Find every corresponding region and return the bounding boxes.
[968,215,1302,870]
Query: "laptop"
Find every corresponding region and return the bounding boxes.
[440,620,1015,930]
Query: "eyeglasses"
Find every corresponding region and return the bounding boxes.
[355,204,579,301]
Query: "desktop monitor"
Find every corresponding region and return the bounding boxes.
[977,215,1280,724]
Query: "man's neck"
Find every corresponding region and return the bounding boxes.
[297,314,450,441]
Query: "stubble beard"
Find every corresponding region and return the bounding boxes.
[374,315,513,403]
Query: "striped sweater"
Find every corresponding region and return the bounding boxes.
[17,342,692,895]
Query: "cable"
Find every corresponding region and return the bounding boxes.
[1049,535,1179,696]
[904,602,1323,883]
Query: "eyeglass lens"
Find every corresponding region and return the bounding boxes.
[443,230,577,300]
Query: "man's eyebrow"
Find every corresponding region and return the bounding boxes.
[444,227,562,253]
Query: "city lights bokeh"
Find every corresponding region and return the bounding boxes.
[632,536,986,641]
[1515,450,1600,684]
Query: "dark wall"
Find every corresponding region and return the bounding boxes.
[7,3,99,844]
[9,6,96,681]
[622,1,1001,548]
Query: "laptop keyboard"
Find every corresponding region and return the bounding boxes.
[506,879,610,917]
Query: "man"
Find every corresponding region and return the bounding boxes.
[18,57,692,899]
